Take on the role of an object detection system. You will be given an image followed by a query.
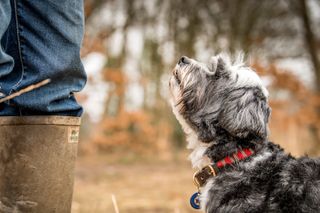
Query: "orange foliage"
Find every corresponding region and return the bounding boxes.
[103,68,127,85]
[253,62,320,156]
[81,35,105,57]
[91,111,167,154]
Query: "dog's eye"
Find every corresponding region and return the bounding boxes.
[173,69,181,84]
[214,72,220,80]
[175,75,181,84]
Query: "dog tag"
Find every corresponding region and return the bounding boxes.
[190,192,201,209]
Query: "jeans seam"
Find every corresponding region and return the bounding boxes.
[9,0,25,95]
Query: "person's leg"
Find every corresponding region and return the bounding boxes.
[0,1,86,212]
[1,0,86,116]
[0,0,20,115]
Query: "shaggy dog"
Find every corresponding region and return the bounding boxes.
[169,54,320,213]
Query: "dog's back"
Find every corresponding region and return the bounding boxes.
[203,142,320,213]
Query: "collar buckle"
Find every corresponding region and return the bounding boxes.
[193,165,216,188]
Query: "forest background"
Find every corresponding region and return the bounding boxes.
[73,1,320,212]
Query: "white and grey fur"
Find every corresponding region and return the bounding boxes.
[169,54,320,213]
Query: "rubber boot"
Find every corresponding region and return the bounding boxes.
[0,116,81,213]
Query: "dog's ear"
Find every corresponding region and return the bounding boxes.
[219,89,271,139]
[207,56,219,75]
[206,55,229,76]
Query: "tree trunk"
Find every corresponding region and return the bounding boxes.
[299,0,320,91]
[298,0,320,147]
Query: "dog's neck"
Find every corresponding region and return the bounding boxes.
[188,128,265,169]
[205,134,265,163]
[171,104,266,168]
[193,148,255,188]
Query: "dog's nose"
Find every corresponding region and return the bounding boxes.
[178,56,190,65]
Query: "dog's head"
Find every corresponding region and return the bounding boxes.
[169,54,271,144]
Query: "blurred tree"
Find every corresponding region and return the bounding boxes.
[296,0,320,91]
[81,0,320,154]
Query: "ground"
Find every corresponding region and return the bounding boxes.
[72,152,198,213]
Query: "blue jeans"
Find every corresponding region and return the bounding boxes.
[0,0,86,116]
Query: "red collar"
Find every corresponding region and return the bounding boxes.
[193,148,255,188]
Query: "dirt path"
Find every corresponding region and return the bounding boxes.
[72,153,198,213]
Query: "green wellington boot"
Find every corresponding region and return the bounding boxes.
[0,116,81,213]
